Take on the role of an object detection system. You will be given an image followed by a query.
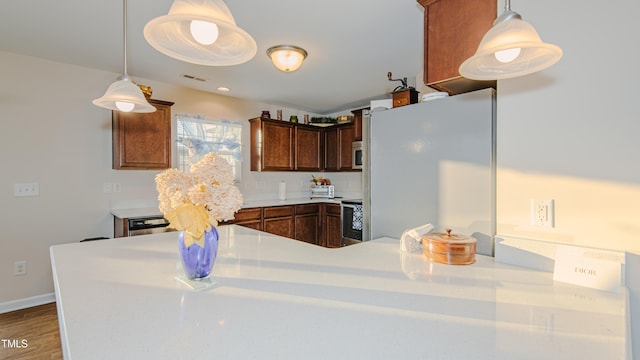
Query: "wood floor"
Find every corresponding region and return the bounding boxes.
[0,302,62,360]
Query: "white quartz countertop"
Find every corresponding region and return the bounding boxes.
[50,226,630,360]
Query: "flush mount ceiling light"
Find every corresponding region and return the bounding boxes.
[144,0,257,66]
[266,45,308,72]
[93,0,155,113]
[459,0,562,80]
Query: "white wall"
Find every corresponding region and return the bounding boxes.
[494,0,640,355]
[0,51,361,305]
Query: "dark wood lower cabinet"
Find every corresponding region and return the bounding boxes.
[227,203,345,248]
[229,208,262,231]
[294,204,320,245]
[263,206,295,238]
[323,203,343,248]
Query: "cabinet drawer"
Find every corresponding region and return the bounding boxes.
[264,205,294,218]
[234,208,262,221]
[325,203,341,216]
[295,204,320,215]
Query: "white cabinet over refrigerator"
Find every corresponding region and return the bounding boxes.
[364,88,496,255]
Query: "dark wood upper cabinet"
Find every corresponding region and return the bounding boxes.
[112,99,174,170]
[250,118,295,171]
[418,0,496,94]
[337,125,355,171]
[295,126,322,171]
[351,108,367,141]
[250,117,359,172]
[323,127,338,171]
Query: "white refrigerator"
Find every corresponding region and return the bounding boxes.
[363,88,496,255]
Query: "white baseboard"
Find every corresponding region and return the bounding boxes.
[0,293,55,314]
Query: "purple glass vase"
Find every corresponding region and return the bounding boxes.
[178,227,219,280]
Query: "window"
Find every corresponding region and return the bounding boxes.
[176,114,242,181]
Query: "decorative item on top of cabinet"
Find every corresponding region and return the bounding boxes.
[392,89,420,108]
[417,0,496,94]
[112,98,174,169]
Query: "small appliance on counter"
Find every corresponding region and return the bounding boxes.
[310,185,335,199]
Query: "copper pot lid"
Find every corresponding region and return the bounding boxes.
[422,229,476,244]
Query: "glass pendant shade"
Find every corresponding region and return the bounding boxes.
[93,77,156,113]
[93,0,155,113]
[267,45,308,72]
[144,0,257,66]
[459,17,562,80]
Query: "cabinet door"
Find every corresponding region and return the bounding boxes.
[294,204,320,245]
[338,125,355,171]
[263,206,295,238]
[295,214,319,245]
[323,127,338,171]
[228,208,262,231]
[351,108,366,141]
[418,0,495,93]
[250,118,294,171]
[264,217,294,238]
[295,126,322,171]
[112,99,174,170]
[323,204,342,248]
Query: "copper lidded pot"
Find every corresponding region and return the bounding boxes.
[422,229,476,265]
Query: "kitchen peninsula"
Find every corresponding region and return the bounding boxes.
[50,226,630,359]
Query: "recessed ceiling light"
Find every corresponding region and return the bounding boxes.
[217,87,230,92]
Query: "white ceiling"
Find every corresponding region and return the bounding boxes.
[0,0,425,114]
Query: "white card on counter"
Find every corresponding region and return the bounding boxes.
[553,245,623,293]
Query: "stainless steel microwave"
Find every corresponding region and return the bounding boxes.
[352,141,363,170]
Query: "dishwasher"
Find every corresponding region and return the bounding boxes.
[114,215,174,237]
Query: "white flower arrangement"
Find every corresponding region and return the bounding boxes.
[155,153,243,247]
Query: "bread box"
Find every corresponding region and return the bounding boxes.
[422,229,476,265]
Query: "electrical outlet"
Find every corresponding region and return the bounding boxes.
[14,260,27,276]
[112,183,121,192]
[14,182,40,197]
[531,199,554,228]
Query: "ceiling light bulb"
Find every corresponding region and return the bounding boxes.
[190,20,219,45]
[116,101,135,112]
[494,47,521,63]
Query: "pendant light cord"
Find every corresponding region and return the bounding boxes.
[122,0,129,79]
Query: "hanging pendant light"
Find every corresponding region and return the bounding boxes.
[143,0,257,66]
[459,0,562,80]
[266,45,308,73]
[93,0,155,113]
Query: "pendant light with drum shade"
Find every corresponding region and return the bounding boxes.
[459,0,562,80]
[143,0,257,66]
[93,0,155,113]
